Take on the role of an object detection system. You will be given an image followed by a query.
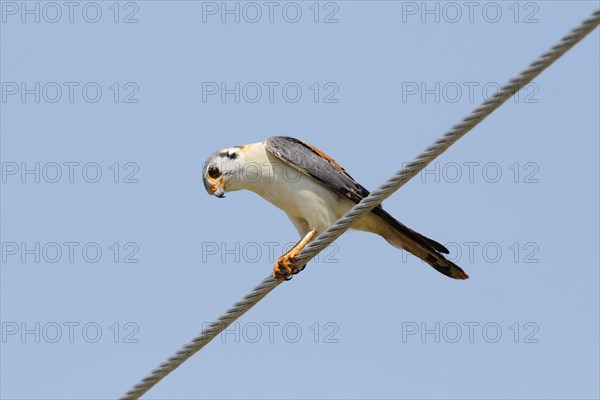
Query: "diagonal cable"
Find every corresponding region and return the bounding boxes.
[121,9,599,400]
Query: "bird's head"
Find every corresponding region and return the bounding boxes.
[202,145,250,198]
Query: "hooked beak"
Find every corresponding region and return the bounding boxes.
[210,177,225,198]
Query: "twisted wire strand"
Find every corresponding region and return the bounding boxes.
[292,9,600,268]
[121,9,599,400]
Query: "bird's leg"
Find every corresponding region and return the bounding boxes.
[273,230,318,281]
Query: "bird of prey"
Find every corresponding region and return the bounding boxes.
[202,136,469,281]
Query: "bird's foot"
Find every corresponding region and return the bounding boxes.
[272,230,317,281]
[273,255,296,281]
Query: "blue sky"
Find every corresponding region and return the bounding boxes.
[1,1,599,399]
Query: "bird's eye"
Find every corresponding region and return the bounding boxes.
[207,164,221,180]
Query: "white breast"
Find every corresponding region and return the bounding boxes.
[244,143,348,234]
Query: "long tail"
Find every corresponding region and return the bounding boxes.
[373,208,469,280]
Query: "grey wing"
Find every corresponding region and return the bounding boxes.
[265,136,371,205]
[264,136,450,255]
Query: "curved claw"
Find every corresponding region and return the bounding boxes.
[293,264,307,274]
[273,261,308,280]
[273,258,293,281]
[272,230,318,281]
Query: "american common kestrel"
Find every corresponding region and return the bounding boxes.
[203,136,469,281]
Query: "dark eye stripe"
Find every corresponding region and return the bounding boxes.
[207,165,221,179]
[218,150,238,160]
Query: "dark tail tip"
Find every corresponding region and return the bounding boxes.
[427,254,469,280]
